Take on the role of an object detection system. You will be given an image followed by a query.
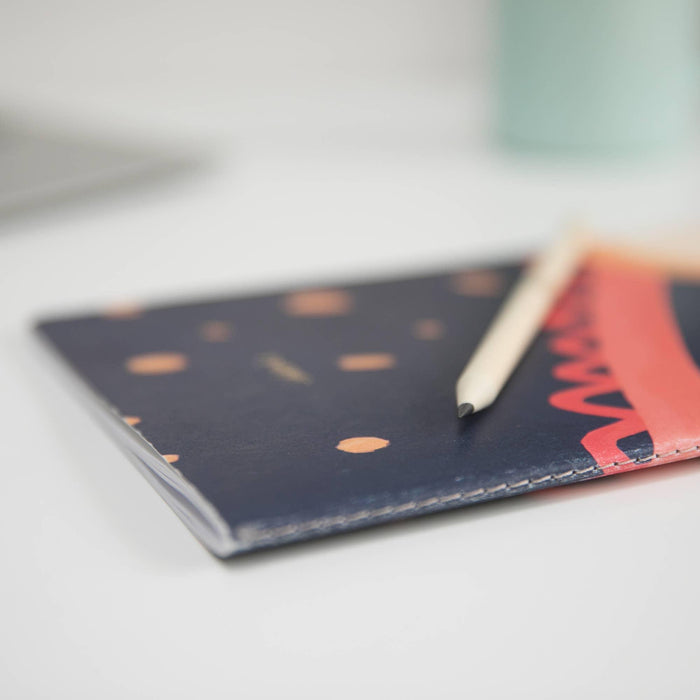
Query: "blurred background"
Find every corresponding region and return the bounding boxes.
[2,0,698,321]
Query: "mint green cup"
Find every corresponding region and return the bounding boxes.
[497,0,698,154]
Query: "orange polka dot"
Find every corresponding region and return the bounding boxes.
[123,416,141,426]
[283,289,353,317]
[163,454,180,463]
[412,319,445,340]
[337,353,396,371]
[125,353,188,375]
[336,437,390,454]
[450,270,505,297]
[103,303,144,320]
[200,320,233,342]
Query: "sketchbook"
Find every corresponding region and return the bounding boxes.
[36,254,700,556]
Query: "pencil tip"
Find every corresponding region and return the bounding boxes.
[457,402,474,418]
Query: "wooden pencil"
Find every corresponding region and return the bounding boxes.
[456,228,589,417]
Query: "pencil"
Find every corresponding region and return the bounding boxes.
[456,228,589,418]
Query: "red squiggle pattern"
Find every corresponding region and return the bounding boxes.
[545,273,646,467]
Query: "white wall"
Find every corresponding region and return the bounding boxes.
[2,0,490,119]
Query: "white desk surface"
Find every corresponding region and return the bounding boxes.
[2,84,700,699]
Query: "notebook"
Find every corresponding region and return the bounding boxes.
[36,254,700,557]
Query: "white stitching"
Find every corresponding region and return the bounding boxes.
[246,444,700,544]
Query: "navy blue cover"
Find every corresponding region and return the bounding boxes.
[36,263,700,555]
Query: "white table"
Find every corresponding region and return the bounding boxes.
[2,81,700,698]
